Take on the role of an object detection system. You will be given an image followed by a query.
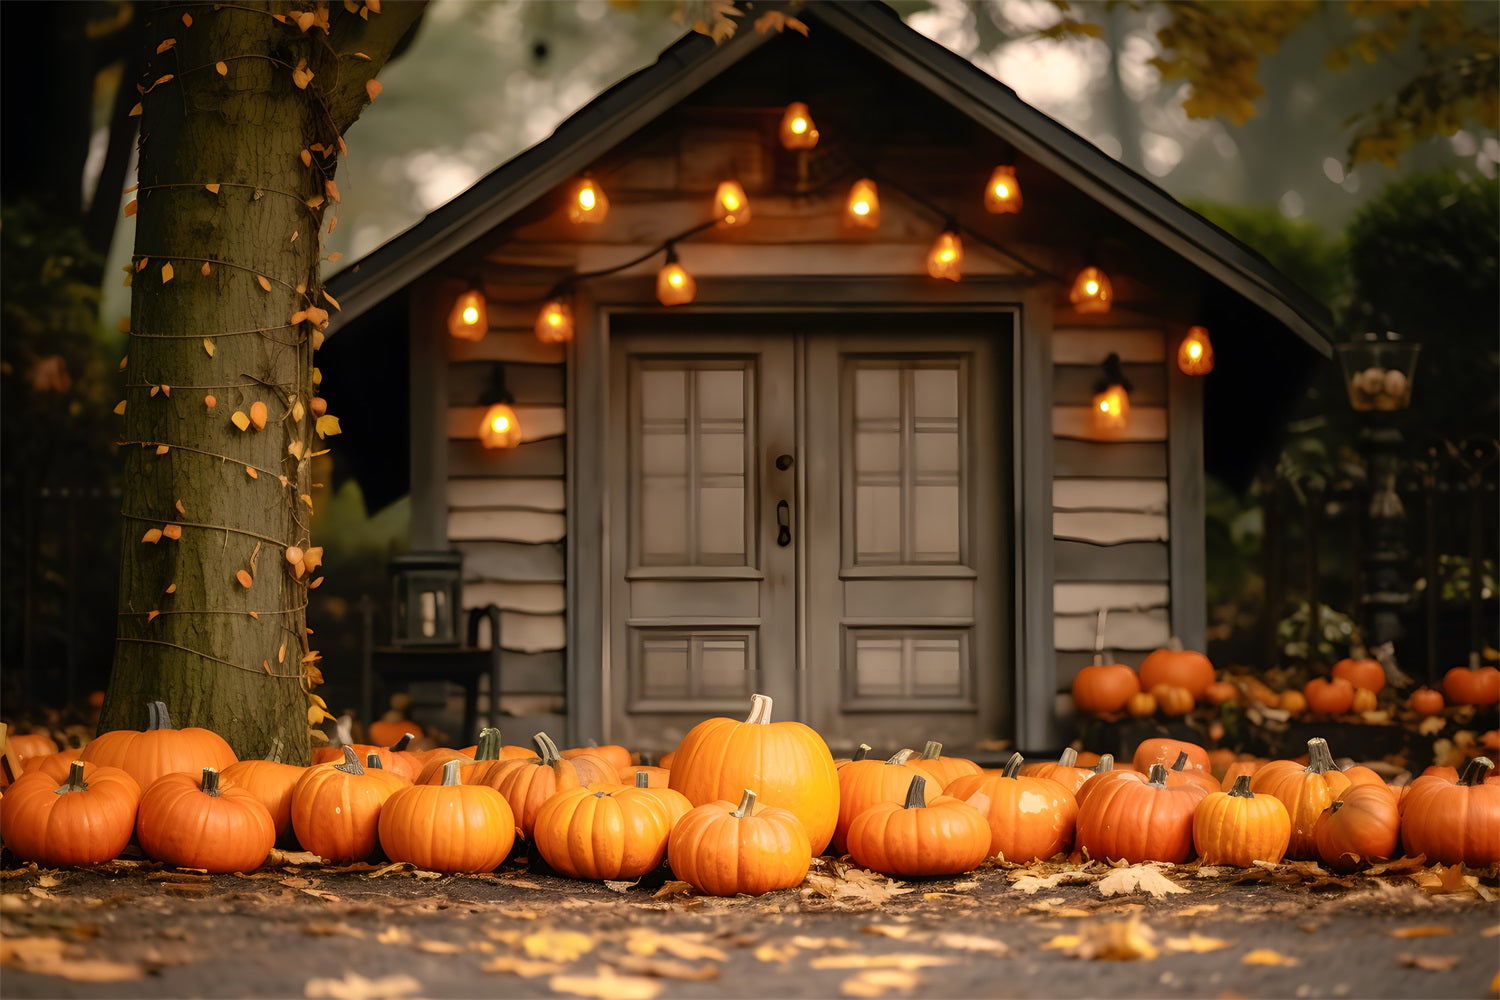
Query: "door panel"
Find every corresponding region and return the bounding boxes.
[609,317,1008,754]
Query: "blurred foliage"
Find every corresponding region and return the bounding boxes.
[1054,0,1499,167]
[1188,199,1348,312]
[1276,601,1360,664]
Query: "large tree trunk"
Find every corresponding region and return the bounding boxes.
[102,0,425,761]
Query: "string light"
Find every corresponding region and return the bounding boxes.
[845,178,880,228]
[714,180,751,226]
[926,229,963,282]
[1070,266,1112,314]
[534,299,575,344]
[1177,325,1214,375]
[779,101,819,150]
[656,244,696,306]
[1091,352,1132,436]
[984,165,1022,214]
[447,285,487,341]
[478,367,521,449]
[568,175,609,224]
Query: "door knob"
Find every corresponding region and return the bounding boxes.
[775,453,794,471]
[776,500,791,547]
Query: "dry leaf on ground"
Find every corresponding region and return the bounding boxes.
[811,954,955,971]
[302,971,422,999]
[1241,948,1299,967]
[1009,869,1098,895]
[524,930,595,962]
[932,932,1008,954]
[840,969,921,997]
[1163,933,1230,954]
[481,955,561,977]
[615,955,721,981]
[1095,864,1189,899]
[1,935,148,983]
[625,929,727,962]
[1045,918,1158,961]
[550,966,661,1000]
[804,867,916,908]
[1398,952,1462,971]
[1390,925,1454,938]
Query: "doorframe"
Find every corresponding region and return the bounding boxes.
[567,276,1056,749]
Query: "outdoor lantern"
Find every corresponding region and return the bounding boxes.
[845,178,880,228]
[389,552,463,645]
[984,165,1022,214]
[1070,265,1112,314]
[1091,352,1132,436]
[478,366,522,449]
[447,285,487,341]
[1337,329,1419,411]
[1177,325,1215,375]
[714,180,750,226]
[656,245,696,306]
[534,298,575,344]
[779,101,819,150]
[568,175,609,224]
[927,229,963,282]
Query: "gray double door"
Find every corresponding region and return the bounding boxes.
[606,313,1010,754]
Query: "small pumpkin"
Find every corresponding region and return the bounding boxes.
[1407,687,1445,717]
[1192,774,1290,867]
[944,753,1077,862]
[0,761,141,866]
[378,759,515,874]
[1075,763,1206,864]
[1150,683,1195,717]
[562,742,633,777]
[1069,658,1140,715]
[1331,654,1385,694]
[481,732,584,840]
[1219,758,1264,791]
[221,739,305,841]
[81,701,238,792]
[1399,756,1500,866]
[845,775,992,877]
[532,782,673,880]
[1349,687,1379,714]
[1249,737,1353,860]
[833,749,937,856]
[1313,782,1400,873]
[910,740,983,787]
[1137,638,1215,699]
[1125,692,1157,718]
[623,765,673,788]
[1204,680,1240,706]
[1302,677,1355,717]
[136,767,275,873]
[1278,689,1308,715]
[1441,657,1500,707]
[666,789,810,896]
[289,746,407,863]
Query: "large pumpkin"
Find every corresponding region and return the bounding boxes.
[377,760,515,873]
[846,775,992,878]
[1313,782,1400,873]
[479,732,585,840]
[136,767,275,873]
[220,739,304,841]
[945,753,1078,862]
[0,761,141,866]
[667,789,810,896]
[1248,737,1353,860]
[1136,639,1215,699]
[1400,756,1499,866]
[1075,763,1206,864]
[910,741,983,787]
[1192,774,1290,867]
[668,694,838,856]
[832,749,937,856]
[1069,659,1140,715]
[289,746,407,863]
[532,783,673,881]
[81,701,237,792]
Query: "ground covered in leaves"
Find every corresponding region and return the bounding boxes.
[2,850,1497,999]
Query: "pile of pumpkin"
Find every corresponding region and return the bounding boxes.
[2,696,1497,896]
[1070,641,1500,720]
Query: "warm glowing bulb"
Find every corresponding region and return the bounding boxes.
[853,201,870,215]
[926,230,963,281]
[1177,325,1214,375]
[462,305,480,324]
[447,288,487,341]
[1091,383,1130,435]
[1070,266,1112,314]
[479,402,521,449]
[844,179,880,229]
[534,299,574,343]
[791,117,808,135]
[779,102,819,150]
[656,257,696,306]
[984,165,1022,214]
[1085,280,1099,295]
[491,414,510,432]
[668,272,684,288]
[579,188,595,210]
[568,177,608,223]
[713,180,750,225]
[995,182,1009,198]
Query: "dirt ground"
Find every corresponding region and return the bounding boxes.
[2,849,1497,1000]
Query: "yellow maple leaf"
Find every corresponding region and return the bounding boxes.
[315,414,341,438]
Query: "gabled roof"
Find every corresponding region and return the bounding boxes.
[326,0,1331,357]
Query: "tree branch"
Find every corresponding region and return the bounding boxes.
[323,1,429,137]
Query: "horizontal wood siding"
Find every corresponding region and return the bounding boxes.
[1051,325,1172,685]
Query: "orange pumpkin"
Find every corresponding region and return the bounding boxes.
[1407,687,1445,717]
[1350,687,1379,714]
[1278,689,1308,715]
[1018,748,1096,796]
[1302,677,1355,716]
[481,732,584,840]
[1331,655,1385,694]
[289,746,406,863]
[1075,763,1206,864]
[1400,756,1500,866]
[1069,659,1140,715]
[1137,639,1215,699]
[136,767,275,873]
[533,784,673,881]
[846,775,992,877]
[562,743,633,776]
[1313,782,1400,872]
[221,739,305,841]
[668,693,838,857]
[1442,661,1500,707]
[81,701,237,792]
[1249,737,1353,860]
[1204,680,1240,706]
[1150,683,1195,717]
[910,740,983,787]
[832,749,937,856]
[0,761,141,866]
[1132,738,1210,774]
[666,789,810,897]
[944,753,1078,862]
[1192,774,1290,867]
[378,759,515,874]
[1125,692,1157,718]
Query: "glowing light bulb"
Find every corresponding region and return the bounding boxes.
[1177,325,1214,375]
[845,179,880,229]
[447,288,487,341]
[984,165,1022,214]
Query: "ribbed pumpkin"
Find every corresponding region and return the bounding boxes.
[1151,683,1195,717]
[1075,763,1206,864]
[1400,756,1499,866]
[1164,752,1221,796]
[81,701,237,792]
[1132,738,1210,775]
[623,765,673,788]
[1407,687,1446,716]
[1019,748,1097,796]
[667,789,811,896]
[19,747,87,782]
[1071,754,1120,811]
[0,761,141,866]
[627,770,692,830]
[221,739,305,841]
[910,741,983,787]
[945,753,1078,861]
[483,732,584,840]
[313,735,422,782]
[290,746,406,863]
[1249,738,1352,860]
[533,783,673,880]
[846,775,992,877]
[835,745,873,769]
[562,742,633,777]
[1192,774,1290,867]
[136,767,275,873]
[377,760,515,873]
[1069,658,1140,715]
[1136,638,1215,699]
[1313,782,1400,872]
[832,749,937,856]
[668,693,838,856]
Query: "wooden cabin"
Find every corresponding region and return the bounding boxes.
[324,1,1331,755]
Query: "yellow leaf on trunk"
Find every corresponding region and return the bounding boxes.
[231,411,251,431]
[160,262,173,283]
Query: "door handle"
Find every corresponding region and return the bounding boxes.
[776,500,791,547]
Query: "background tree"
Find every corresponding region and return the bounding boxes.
[99,0,427,761]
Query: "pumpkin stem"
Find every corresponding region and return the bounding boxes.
[55,760,89,794]
[732,788,757,818]
[1458,756,1494,786]
[1166,635,1184,652]
[1171,751,1190,772]
[335,744,365,775]
[440,759,464,786]
[903,775,928,809]
[366,753,384,769]
[921,740,943,761]
[474,727,504,761]
[1328,798,1344,814]
[266,737,285,764]
[1470,650,1483,671]
[148,700,173,731]
[745,693,774,725]
[1228,774,1254,798]
[1001,752,1025,779]
[389,733,414,752]
[1058,748,1078,768]
[1146,763,1169,787]
[1304,737,1337,774]
[200,767,222,796]
[1092,754,1115,775]
[852,744,871,762]
[533,732,563,766]
[887,749,916,765]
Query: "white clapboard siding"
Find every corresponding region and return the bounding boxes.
[490,612,565,653]
[1055,608,1170,650]
[1053,582,1170,615]
[449,332,567,366]
[448,509,566,543]
[1052,479,1168,513]
[1052,405,1167,441]
[1054,511,1169,544]
[448,405,566,442]
[449,478,565,512]
[462,582,566,615]
[1051,328,1166,364]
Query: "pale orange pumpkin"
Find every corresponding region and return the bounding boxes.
[1137,638,1215,699]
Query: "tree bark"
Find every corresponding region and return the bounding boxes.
[102,0,425,762]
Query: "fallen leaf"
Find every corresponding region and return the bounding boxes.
[931,933,1007,954]
[550,967,660,1000]
[1,936,148,982]
[1241,949,1299,967]
[810,955,953,971]
[215,61,227,76]
[840,969,920,997]
[416,940,464,955]
[1051,918,1159,961]
[860,925,914,940]
[523,930,594,963]
[614,955,720,981]
[302,971,421,999]
[482,955,561,977]
[625,930,726,962]
[803,867,915,909]
[652,880,695,899]
[1390,925,1455,939]
[1163,933,1230,954]
[1398,953,1461,971]
[1096,864,1189,899]
[1010,870,1096,894]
